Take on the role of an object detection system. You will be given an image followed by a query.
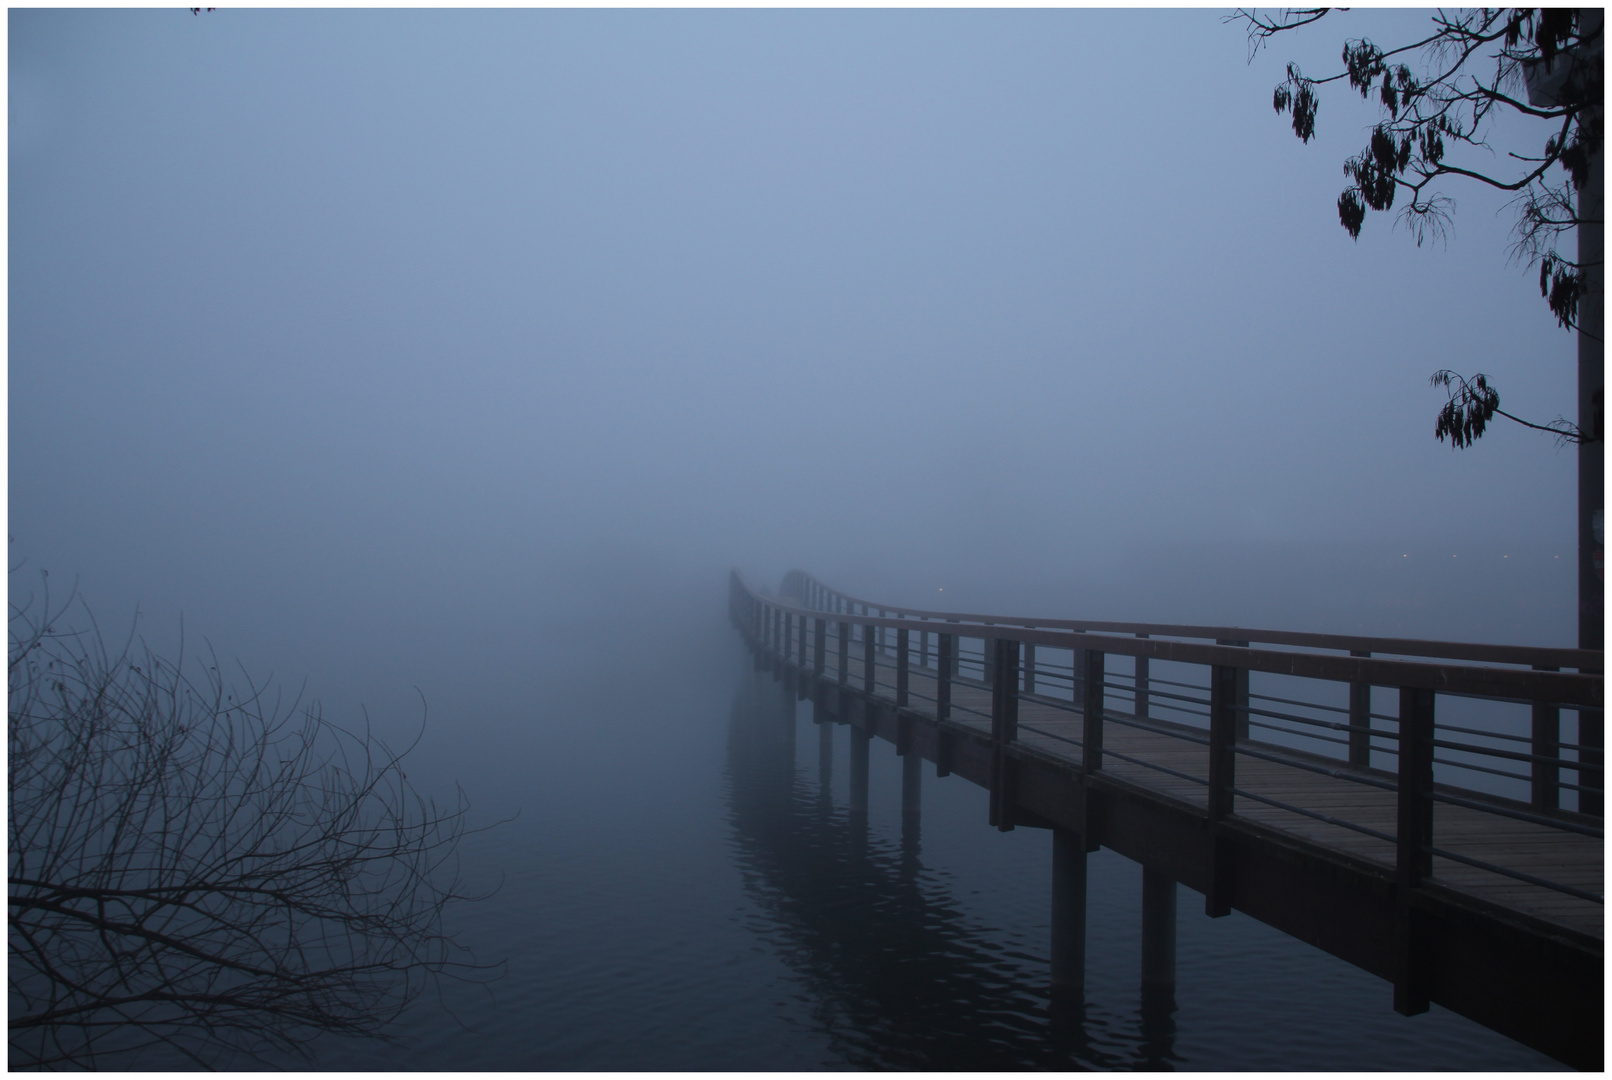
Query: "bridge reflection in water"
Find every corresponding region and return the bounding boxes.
[728,570,1601,1069]
[726,670,1564,1070]
[726,669,1175,1070]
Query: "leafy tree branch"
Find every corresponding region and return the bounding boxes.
[1236,8,1601,450]
[1235,8,1601,333]
[1430,369,1585,447]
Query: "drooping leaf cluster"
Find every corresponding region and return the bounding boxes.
[1431,369,1501,448]
[1430,368,1585,448]
[1240,8,1602,332]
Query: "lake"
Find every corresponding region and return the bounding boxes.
[142,631,1560,1071]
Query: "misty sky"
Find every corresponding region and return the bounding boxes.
[9,8,1583,732]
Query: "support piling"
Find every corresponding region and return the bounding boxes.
[1051,828,1089,999]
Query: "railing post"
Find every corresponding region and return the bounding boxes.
[1394,685,1436,1016]
[1072,637,1086,703]
[1350,651,1373,768]
[897,627,910,708]
[1134,634,1150,720]
[1024,634,1036,695]
[990,637,1020,831]
[1532,666,1561,811]
[864,615,877,695]
[991,638,1020,743]
[1206,662,1239,918]
[838,620,850,686]
[1396,686,1435,890]
[782,609,791,662]
[814,617,826,678]
[982,625,996,685]
[919,627,929,670]
[1579,695,1603,816]
[1217,639,1251,740]
[1081,648,1105,773]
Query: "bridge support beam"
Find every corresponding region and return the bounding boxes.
[1051,828,1088,998]
[779,682,796,773]
[818,714,834,799]
[849,726,870,816]
[901,749,922,833]
[1141,865,1177,996]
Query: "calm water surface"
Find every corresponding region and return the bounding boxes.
[146,638,1560,1070]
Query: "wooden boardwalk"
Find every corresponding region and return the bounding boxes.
[926,670,1604,937]
[732,571,1604,1069]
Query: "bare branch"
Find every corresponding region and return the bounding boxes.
[8,579,504,1068]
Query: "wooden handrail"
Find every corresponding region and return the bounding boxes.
[776,569,1599,671]
[734,571,1603,707]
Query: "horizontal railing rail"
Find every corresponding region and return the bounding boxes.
[746,580,1601,707]
[777,569,1600,672]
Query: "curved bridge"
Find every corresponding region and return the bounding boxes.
[729,569,1604,1069]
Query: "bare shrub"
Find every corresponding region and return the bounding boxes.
[8,577,493,1068]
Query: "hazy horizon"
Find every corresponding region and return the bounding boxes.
[11,7,1582,741]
